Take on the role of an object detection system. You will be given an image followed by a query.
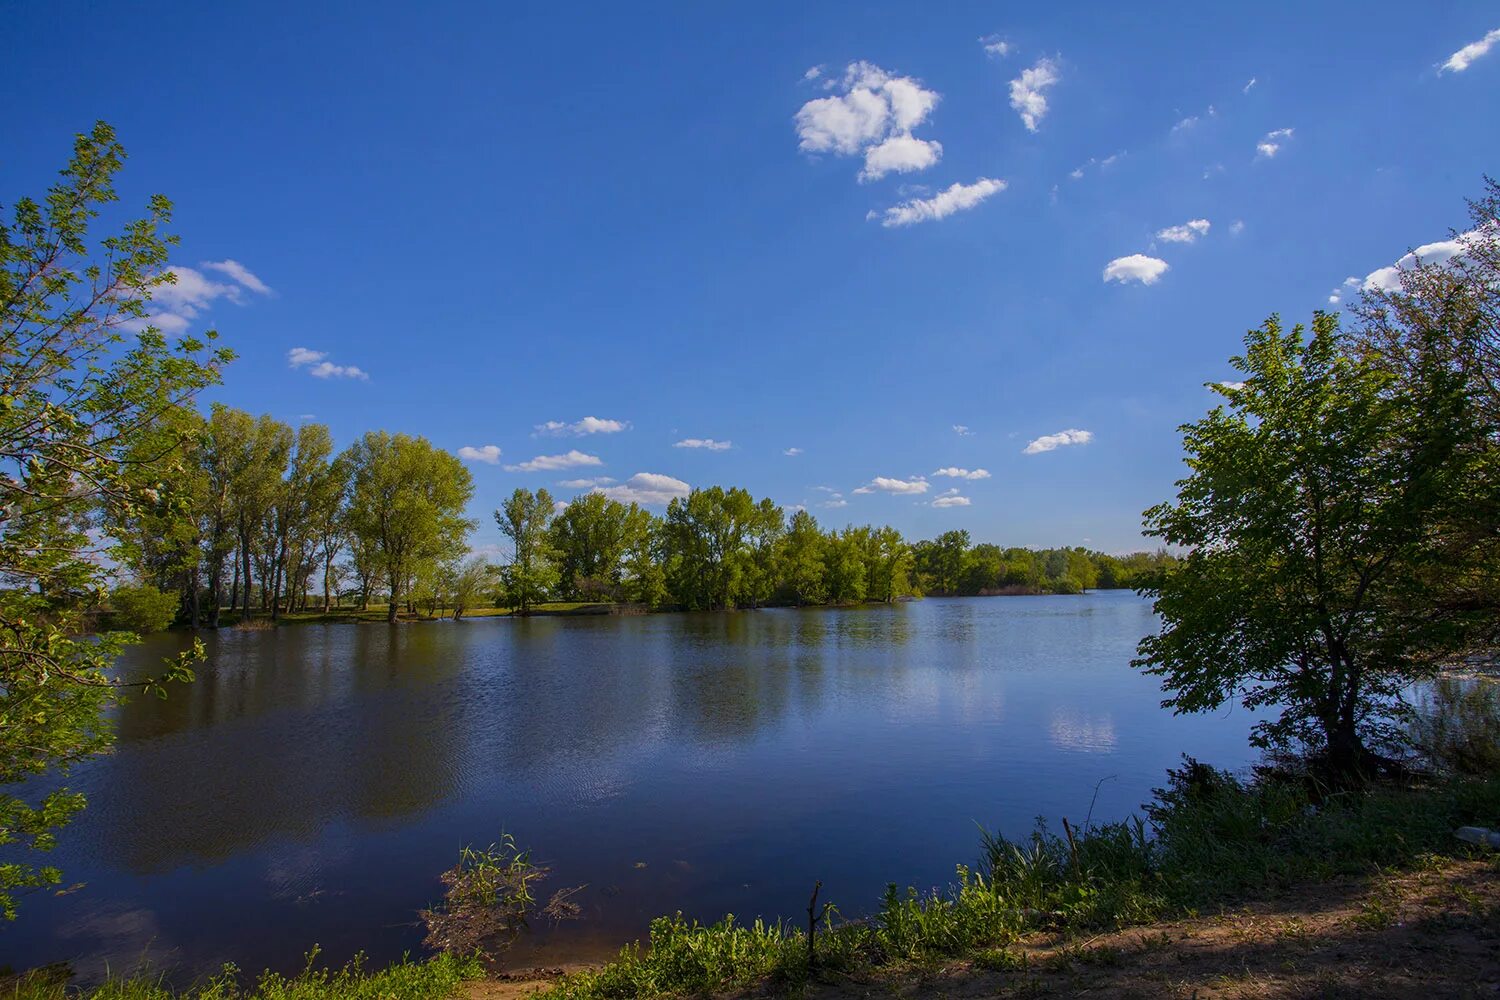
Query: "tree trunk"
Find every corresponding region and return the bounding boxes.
[189,566,201,629]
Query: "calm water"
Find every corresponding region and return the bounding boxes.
[3,593,1261,979]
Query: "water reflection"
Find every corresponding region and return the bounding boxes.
[3,593,1260,982]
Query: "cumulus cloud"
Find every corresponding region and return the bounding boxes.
[674,438,732,451]
[598,472,691,506]
[853,476,929,495]
[1360,228,1491,293]
[535,416,628,436]
[1024,429,1093,454]
[1102,254,1170,285]
[931,495,972,508]
[457,445,503,464]
[504,450,603,472]
[872,177,1006,227]
[860,134,944,182]
[557,477,615,488]
[1256,127,1294,158]
[796,61,942,182]
[1156,219,1211,244]
[1009,57,1060,132]
[289,347,368,380]
[803,66,823,81]
[783,447,803,456]
[1441,27,1500,72]
[128,260,272,334]
[933,467,991,480]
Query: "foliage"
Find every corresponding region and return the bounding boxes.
[345,432,474,622]
[420,834,547,968]
[6,950,481,1000]
[0,122,226,919]
[1136,312,1487,775]
[495,488,557,614]
[108,583,179,634]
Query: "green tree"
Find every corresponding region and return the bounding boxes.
[0,123,228,917]
[345,432,475,622]
[109,583,179,634]
[496,487,557,614]
[778,510,827,605]
[548,491,631,599]
[663,487,758,610]
[1136,313,1485,776]
[620,504,666,607]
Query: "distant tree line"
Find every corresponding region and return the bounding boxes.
[109,431,1172,624]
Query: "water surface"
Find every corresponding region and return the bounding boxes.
[2,593,1260,978]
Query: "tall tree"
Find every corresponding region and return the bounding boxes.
[345,432,475,622]
[0,123,229,917]
[548,490,630,600]
[1136,313,1486,776]
[496,487,557,614]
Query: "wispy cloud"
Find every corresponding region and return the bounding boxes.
[933,467,990,480]
[457,445,503,464]
[872,177,1006,227]
[1102,254,1170,285]
[1256,127,1294,158]
[979,34,1012,58]
[953,424,974,436]
[1243,77,1257,93]
[598,472,691,506]
[1023,429,1093,455]
[535,417,628,436]
[931,495,972,508]
[1156,219,1211,244]
[128,260,272,334]
[1009,57,1060,132]
[853,476,929,495]
[1229,219,1246,236]
[1440,27,1500,73]
[201,259,272,294]
[674,438,732,451]
[795,61,943,182]
[504,450,602,472]
[783,447,803,456]
[557,476,615,488]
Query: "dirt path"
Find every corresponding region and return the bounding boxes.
[464,858,1500,999]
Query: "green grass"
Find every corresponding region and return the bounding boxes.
[531,765,1500,999]
[5,951,481,1000]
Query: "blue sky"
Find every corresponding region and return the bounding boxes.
[5,3,1497,554]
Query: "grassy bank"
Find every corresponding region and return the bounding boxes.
[11,766,1498,1000]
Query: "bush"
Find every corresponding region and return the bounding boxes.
[109,583,179,633]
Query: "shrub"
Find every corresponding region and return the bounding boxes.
[109,583,179,634]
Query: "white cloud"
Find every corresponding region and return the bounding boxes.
[1009,57,1060,132]
[201,259,272,294]
[821,498,849,509]
[860,135,944,182]
[557,477,615,488]
[1343,276,1360,287]
[796,62,942,182]
[535,416,628,436]
[457,445,503,464]
[1256,127,1294,158]
[931,495,972,508]
[1171,115,1200,133]
[853,476,929,495]
[1328,294,1341,304]
[1156,219,1211,244]
[1217,381,1246,391]
[783,447,803,456]
[803,66,823,81]
[933,467,991,480]
[1023,428,1093,455]
[288,347,367,380]
[953,424,974,436]
[129,261,271,335]
[872,177,1006,228]
[1102,254,1170,285]
[598,472,691,506]
[1360,228,1490,293]
[980,35,1012,58]
[674,438,732,451]
[1441,27,1500,73]
[1229,220,1246,236]
[504,450,603,472]
[309,361,368,380]
[1243,77,1257,93]
[287,347,326,367]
